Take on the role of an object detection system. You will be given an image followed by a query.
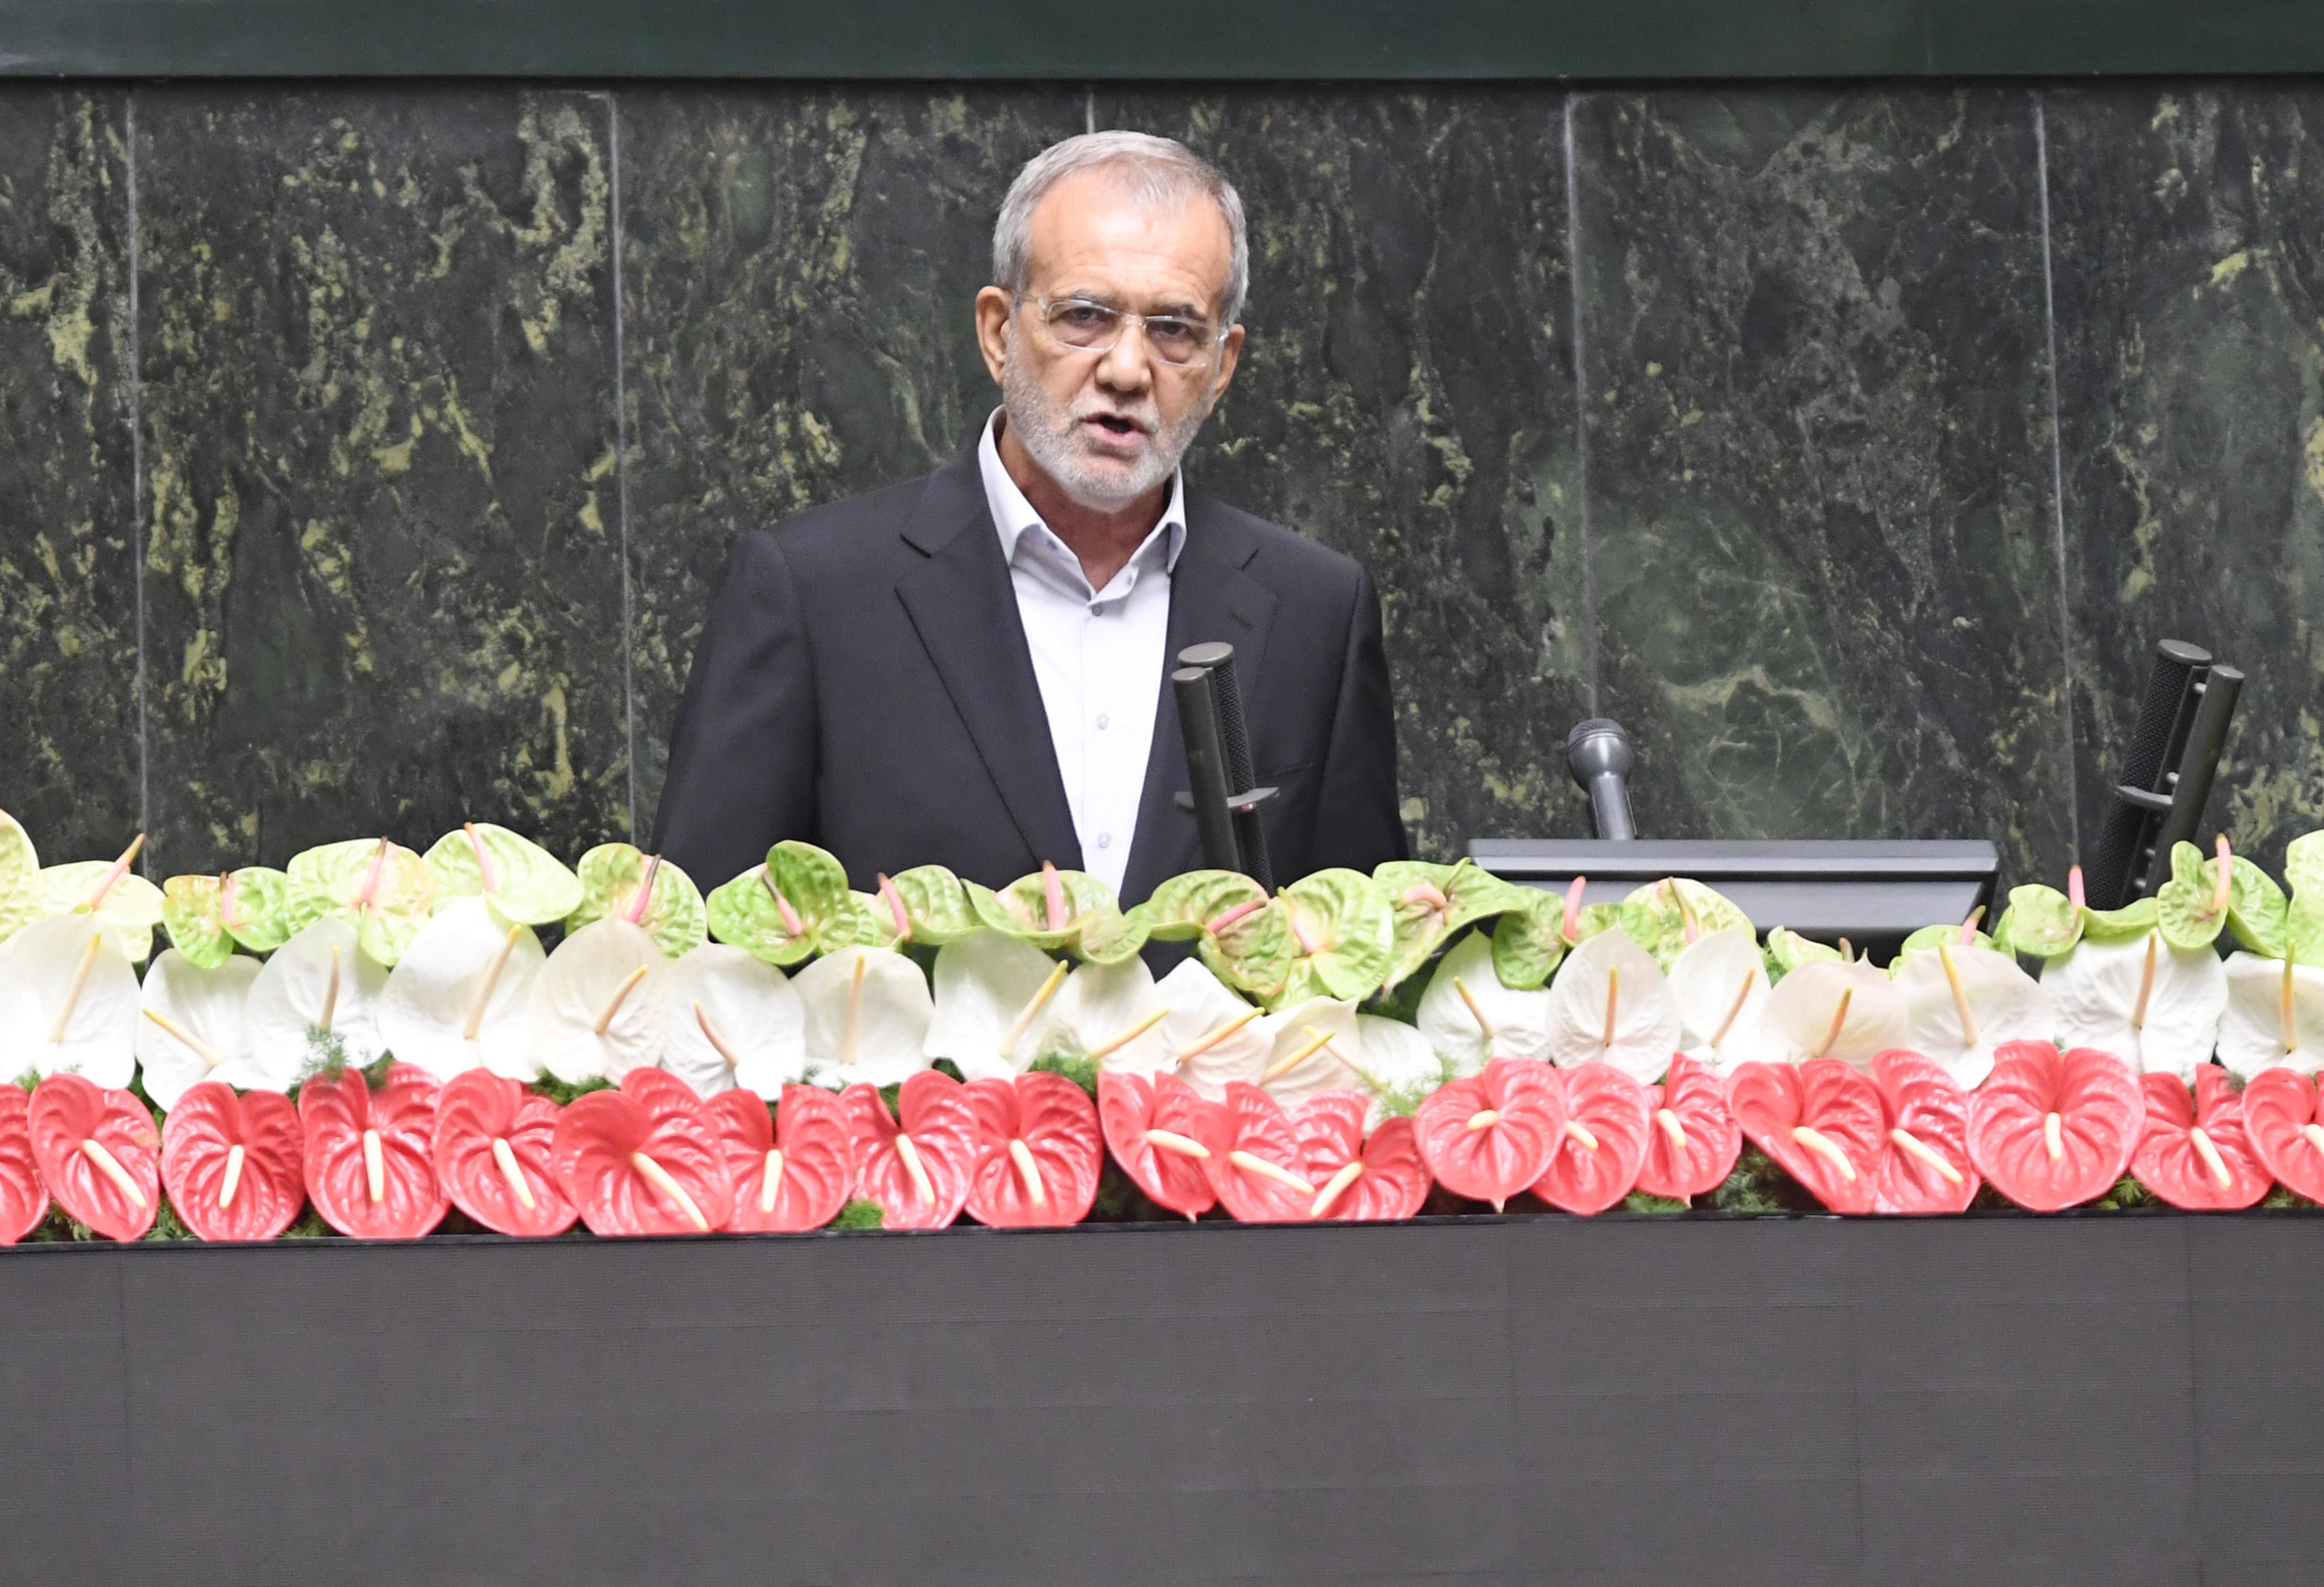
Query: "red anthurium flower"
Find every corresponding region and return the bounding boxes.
[299,1064,448,1239]
[0,1085,49,1244]
[1728,1059,1884,1214]
[709,1085,853,1233]
[1869,1050,1979,1215]
[28,1074,158,1241]
[1966,1041,2145,1212]
[1193,1081,1316,1223]
[553,1068,734,1236]
[1633,1054,1739,1202]
[1291,1091,1428,1223]
[1531,1061,1652,1216]
[964,1073,1102,1228]
[2241,1068,2324,1204]
[840,1070,976,1230]
[1097,1069,1218,1220]
[162,1082,305,1242]
[2131,1066,2269,1211]
[431,1069,575,1238]
[1414,1057,1567,1212]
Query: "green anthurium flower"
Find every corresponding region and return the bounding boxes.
[967,863,1148,964]
[1196,895,1298,1001]
[2079,895,2158,945]
[1133,868,1269,942]
[2285,830,2324,901]
[704,841,875,964]
[1489,887,1570,992]
[2226,857,2289,958]
[1890,920,1997,974]
[423,821,585,927]
[0,807,37,944]
[2155,838,2237,951]
[1762,926,1843,980]
[285,837,436,968]
[1373,858,1536,990]
[1994,884,2081,959]
[2291,891,2324,969]
[1621,877,1753,971]
[161,867,296,970]
[1267,868,1394,1009]
[866,864,981,947]
[35,835,167,964]
[567,842,707,960]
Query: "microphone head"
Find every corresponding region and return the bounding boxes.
[1566,718,1635,786]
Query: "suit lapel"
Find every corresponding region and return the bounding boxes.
[893,450,1083,874]
[1121,497,1279,904]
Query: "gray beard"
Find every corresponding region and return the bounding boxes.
[999,345,1208,511]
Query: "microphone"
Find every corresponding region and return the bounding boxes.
[1566,719,1638,841]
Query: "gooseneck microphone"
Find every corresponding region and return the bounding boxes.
[1566,718,1638,841]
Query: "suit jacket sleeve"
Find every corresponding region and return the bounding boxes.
[1306,565,1408,872]
[651,530,819,890]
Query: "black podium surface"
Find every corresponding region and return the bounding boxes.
[6,1213,2315,1585]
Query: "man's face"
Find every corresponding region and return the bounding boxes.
[976,167,1245,510]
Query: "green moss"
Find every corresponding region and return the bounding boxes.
[2090,1175,2156,1211]
[1623,1190,1690,1214]
[531,1076,614,1106]
[831,1198,884,1230]
[1708,1144,1821,1214]
[1029,1050,1098,1098]
[2262,1184,2319,1210]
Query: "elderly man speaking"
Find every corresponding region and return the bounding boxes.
[654,131,1405,904]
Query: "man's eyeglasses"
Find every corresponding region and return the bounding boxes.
[1022,295,1226,366]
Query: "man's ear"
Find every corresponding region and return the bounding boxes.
[974,286,1015,385]
[1201,322,1247,417]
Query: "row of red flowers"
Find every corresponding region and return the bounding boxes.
[6,1042,2322,1243]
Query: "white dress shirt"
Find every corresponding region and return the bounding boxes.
[978,411,1183,899]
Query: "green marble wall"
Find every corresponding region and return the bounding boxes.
[0,80,2314,890]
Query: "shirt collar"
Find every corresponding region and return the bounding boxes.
[979,409,1187,581]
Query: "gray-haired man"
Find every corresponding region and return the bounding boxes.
[655,132,1405,902]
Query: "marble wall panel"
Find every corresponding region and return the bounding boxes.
[620,87,1085,826]
[2045,85,2324,878]
[1571,88,2075,884]
[135,87,625,876]
[1095,89,1592,859]
[0,90,138,865]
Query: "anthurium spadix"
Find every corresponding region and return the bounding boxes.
[926,931,1068,1081]
[160,867,293,969]
[2043,927,2226,1081]
[377,898,545,1081]
[1894,938,2056,1089]
[569,843,707,960]
[1148,958,1274,1097]
[661,944,805,1098]
[423,821,584,927]
[135,948,263,1111]
[1755,958,1909,1069]
[34,834,165,963]
[1255,996,1374,1110]
[1046,959,1175,1075]
[796,944,934,1090]
[284,837,434,968]
[1418,930,1553,1073]
[866,864,981,947]
[1624,878,1754,972]
[0,807,37,944]
[706,840,871,967]
[1540,927,1684,1084]
[244,916,390,1079]
[1670,925,1774,1074]
[0,914,139,1088]
[969,863,1150,966]
[1374,858,1536,990]
[2217,952,2324,1079]
[527,917,670,1085]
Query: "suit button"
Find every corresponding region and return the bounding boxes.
[1097,833,1112,849]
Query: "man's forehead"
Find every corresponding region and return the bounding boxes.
[1023,167,1232,301]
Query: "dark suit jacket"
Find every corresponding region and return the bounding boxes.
[652,443,1406,903]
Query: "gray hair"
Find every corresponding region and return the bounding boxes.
[992,131,1249,326]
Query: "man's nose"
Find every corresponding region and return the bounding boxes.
[1092,321,1156,395]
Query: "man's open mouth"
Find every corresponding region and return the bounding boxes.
[1084,413,1146,439]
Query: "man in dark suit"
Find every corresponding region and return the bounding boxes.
[654,131,1404,904]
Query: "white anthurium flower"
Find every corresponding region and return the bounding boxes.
[1354,1014,1454,1130]
[1670,926,1772,1074]
[244,916,390,1083]
[136,948,264,1110]
[0,914,139,1089]
[797,944,933,1090]
[1148,957,1274,1098]
[664,944,805,1099]
[527,917,670,1085]
[1755,958,1908,1070]
[1541,927,1684,1083]
[1258,996,1369,1110]
[1044,957,1172,1075]
[2216,952,2324,1080]
[1417,930,1553,1074]
[924,930,1066,1082]
[1894,940,2056,1089]
[378,898,545,1082]
[2043,929,2226,1082]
